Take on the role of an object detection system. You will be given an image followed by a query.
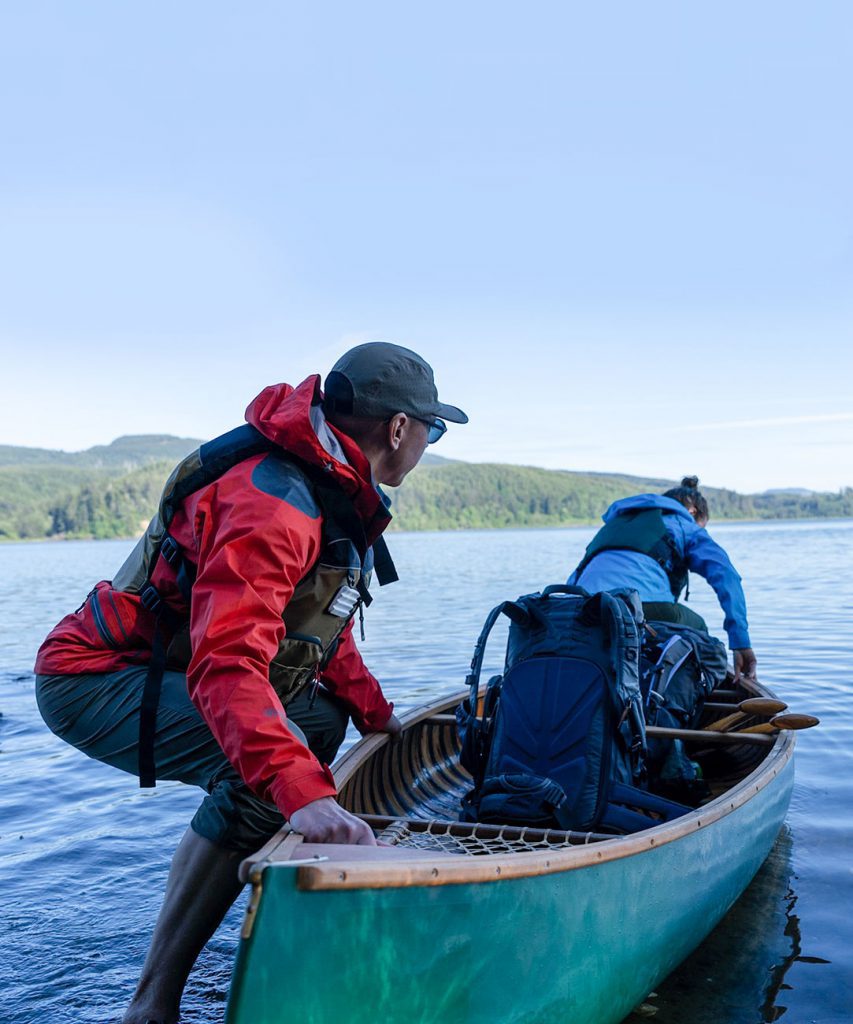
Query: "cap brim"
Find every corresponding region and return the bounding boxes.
[434,401,468,424]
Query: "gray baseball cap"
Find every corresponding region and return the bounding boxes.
[323,342,468,424]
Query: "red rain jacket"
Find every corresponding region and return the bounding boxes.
[35,377,394,818]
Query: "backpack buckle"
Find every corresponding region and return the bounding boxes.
[140,584,162,614]
[160,535,181,567]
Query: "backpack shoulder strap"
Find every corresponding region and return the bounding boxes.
[599,592,647,778]
[465,599,530,711]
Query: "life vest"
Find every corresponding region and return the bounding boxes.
[111,423,397,786]
[573,507,689,600]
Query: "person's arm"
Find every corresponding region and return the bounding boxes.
[186,478,339,820]
[681,522,755,676]
[320,621,396,734]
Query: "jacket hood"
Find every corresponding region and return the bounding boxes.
[245,376,389,536]
[601,493,694,524]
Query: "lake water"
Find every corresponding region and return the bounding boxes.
[1,522,852,1024]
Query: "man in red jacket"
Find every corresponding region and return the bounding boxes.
[35,342,467,1024]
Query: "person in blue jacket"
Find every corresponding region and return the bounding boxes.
[568,476,757,682]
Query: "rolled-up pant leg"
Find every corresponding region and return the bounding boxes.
[35,669,348,853]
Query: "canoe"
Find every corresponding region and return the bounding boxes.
[225,678,794,1024]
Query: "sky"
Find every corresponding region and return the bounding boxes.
[0,2,851,493]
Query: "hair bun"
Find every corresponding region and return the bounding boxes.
[681,475,699,489]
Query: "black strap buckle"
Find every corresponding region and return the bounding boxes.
[139,584,162,614]
[160,535,181,567]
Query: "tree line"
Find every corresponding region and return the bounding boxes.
[0,464,170,541]
[2,460,851,543]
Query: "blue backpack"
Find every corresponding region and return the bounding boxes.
[457,585,690,833]
[640,621,729,804]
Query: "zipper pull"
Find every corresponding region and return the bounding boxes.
[308,666,321,708]
[359,602,365,641]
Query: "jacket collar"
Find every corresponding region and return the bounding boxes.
[245,375,391,540]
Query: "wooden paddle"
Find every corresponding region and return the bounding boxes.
[703,698,788,713]
[736,713,820,735]
[704,698,788,732]
[429,710,782,745]
[646,725,774,747]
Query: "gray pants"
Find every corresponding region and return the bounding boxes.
[35,668,348,853]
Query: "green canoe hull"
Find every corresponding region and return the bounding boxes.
[225,755,793,1024]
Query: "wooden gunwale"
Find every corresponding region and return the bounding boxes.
[292,681,794,892]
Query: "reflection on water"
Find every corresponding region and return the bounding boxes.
[2,523,853,1023]
[628,822,835,1024]
[761,873,832,1023]
[762,881,800,1023]
[629,828,800,1023]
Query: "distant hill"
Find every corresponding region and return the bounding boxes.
[418,452,456,466]
[387,464,780,531]
[386,465,676,530]
[1,436,454,471]
[0,435,851,542]
[388,464,853,530]
[0,435,202,471]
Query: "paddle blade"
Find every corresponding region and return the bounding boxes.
[704,697,788,732]
[738,713,820,734]
[769,713,820,730]
[739,698,787,716]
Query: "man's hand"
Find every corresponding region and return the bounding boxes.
[379,712,402,742]
[733,648,758,683]
[289,797,377,845]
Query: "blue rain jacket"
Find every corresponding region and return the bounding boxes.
[568,494,751,650]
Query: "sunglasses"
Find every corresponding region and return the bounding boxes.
[415,417,447,444]
[384,413,447,444]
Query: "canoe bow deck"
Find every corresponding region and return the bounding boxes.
[226,681,795,1024]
